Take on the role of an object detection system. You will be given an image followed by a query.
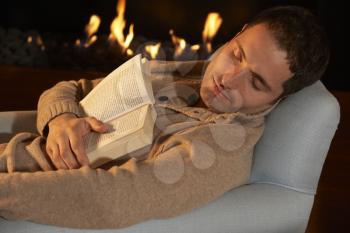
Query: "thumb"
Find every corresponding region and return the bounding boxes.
[85,117,108,133]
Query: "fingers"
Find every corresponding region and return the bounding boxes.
[85,117,107,133]
[67,117,105,167]
[46,116,105,170]
[69,134,90,167]
[46,136,88,170]
[57,138,80,169]
[46,143,69,170]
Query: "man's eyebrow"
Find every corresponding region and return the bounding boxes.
[236,40,273,92]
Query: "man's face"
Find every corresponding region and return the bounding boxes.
[200,23,293,114]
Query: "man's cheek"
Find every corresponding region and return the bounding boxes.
[209,90,244,113]
[227,89,244,111]
[208,98,230,113]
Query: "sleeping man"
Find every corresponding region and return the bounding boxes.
[0,5,329,229]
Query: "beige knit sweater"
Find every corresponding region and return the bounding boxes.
[0,60,280,229]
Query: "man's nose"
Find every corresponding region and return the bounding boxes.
[222,68,250,89]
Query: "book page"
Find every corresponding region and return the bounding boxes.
[84,105,148,152]
[80,54,153,122]
[141,57,155,103]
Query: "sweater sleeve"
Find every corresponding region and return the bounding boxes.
[36,78,104,136]
[0,123,264,229]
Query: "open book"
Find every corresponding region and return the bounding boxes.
[79,54,156,168]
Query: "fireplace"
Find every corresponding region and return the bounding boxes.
[0,0,254,73]
[0,0,347,90]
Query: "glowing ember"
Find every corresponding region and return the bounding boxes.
[191,44,200,51]
[126,48,134,56]
[202,12,222,53]
[169,29,187,57]
[109,0,134,53]
[36,36,44,46]
[145,43,161,59]
[75,39,81,46]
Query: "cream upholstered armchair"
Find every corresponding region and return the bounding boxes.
[0,78,340,233]
[0,45,341,232]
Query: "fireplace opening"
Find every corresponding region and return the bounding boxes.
[0,0,255,73]
[0,0,346,91]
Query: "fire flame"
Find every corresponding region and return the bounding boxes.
[75,14,101,48]
[202,12,222,53]
[169,29,187,57]
[85,35,97,47]
[86,15,101,38]
[145,43,161,59]
[109,0,134,53]
[85,15,101,47]
[74,3,223,60]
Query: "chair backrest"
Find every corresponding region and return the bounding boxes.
[249,81,340,194]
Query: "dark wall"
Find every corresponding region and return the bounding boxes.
[0,0,347,90]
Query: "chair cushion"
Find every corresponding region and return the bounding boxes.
[250,81,340,194]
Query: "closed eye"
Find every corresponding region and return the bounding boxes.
[235,39,272,93]
[251,76,261,91]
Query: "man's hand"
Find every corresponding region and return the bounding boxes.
[46,113,107,170]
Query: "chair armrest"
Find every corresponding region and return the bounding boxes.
[0,111,37,143]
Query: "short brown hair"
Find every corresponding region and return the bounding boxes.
[247,6,330,99]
